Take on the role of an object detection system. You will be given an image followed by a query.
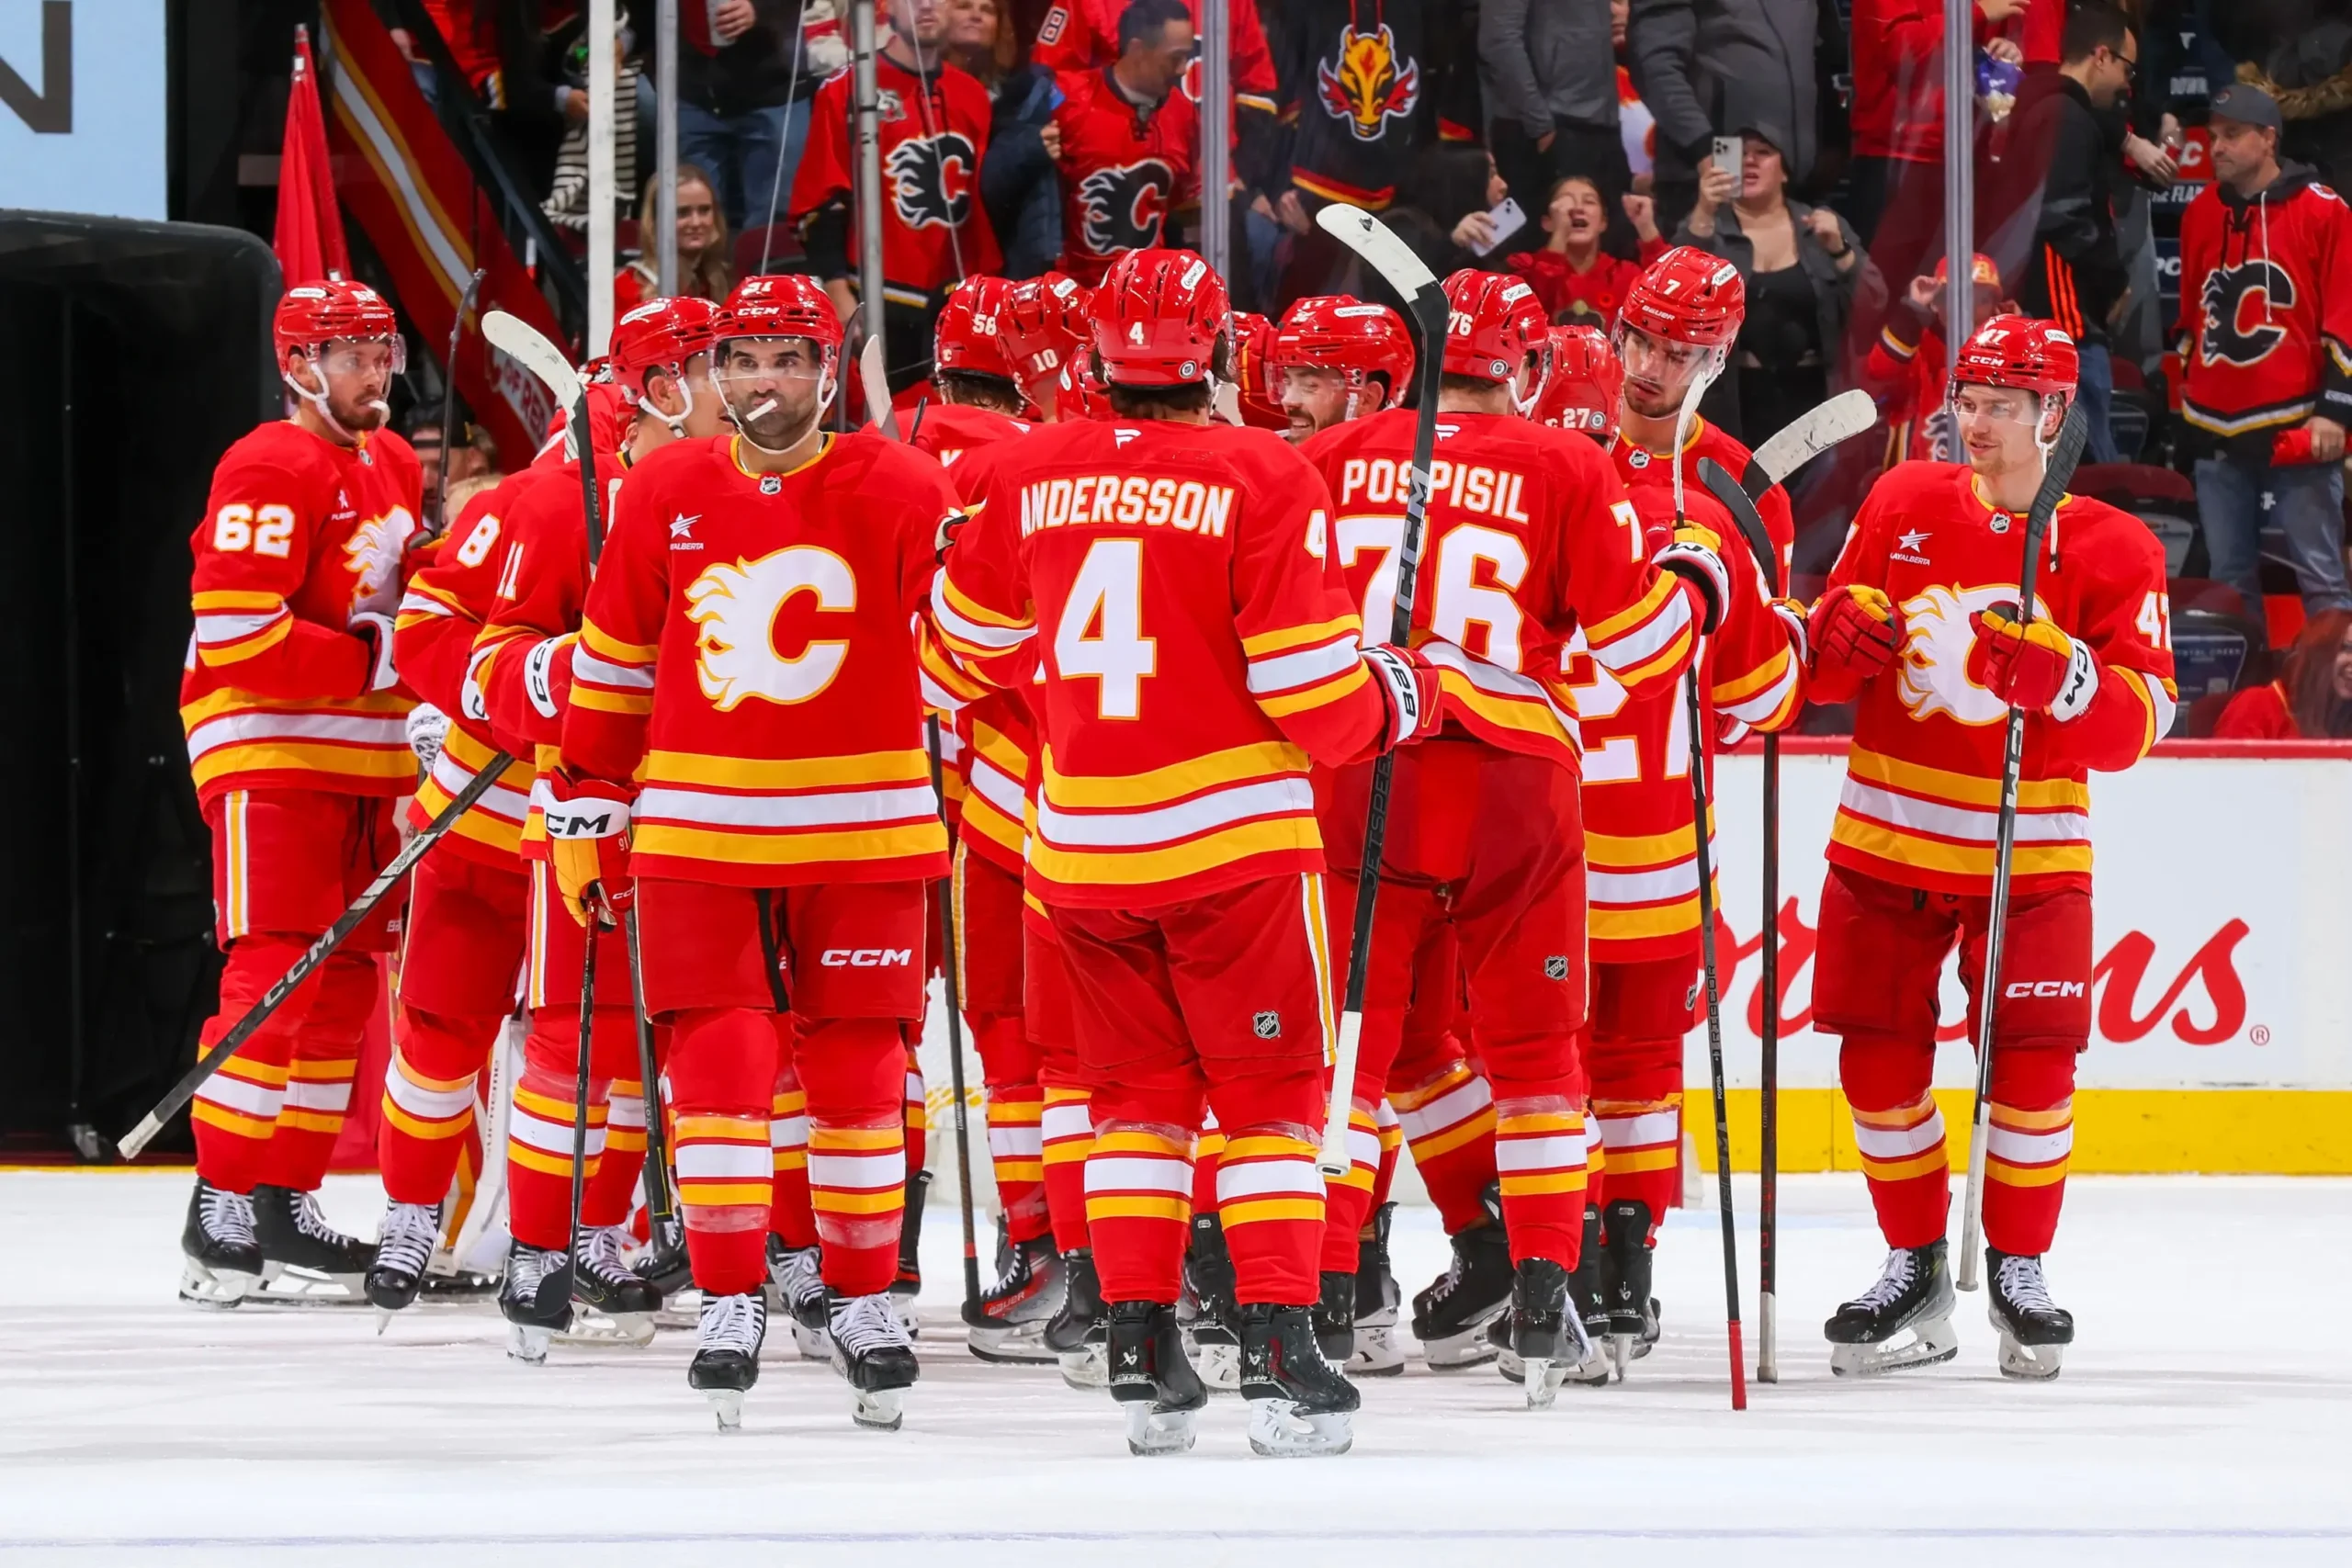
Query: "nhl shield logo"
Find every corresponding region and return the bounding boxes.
[1544,955,1569,981]
[1252,1010,1282,1039]
[761,474,782,495]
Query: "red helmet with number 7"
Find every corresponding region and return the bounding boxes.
[1948,313,2078,406]
[1535,325,1623,438]
[1092,247,1230,388]
[933,275,1019,379]
[1619,245,1747,348]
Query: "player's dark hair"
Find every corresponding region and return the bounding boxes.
[1117,0,1192,54]
[1439,372,1511,399]
[2061,5,2132,66]
[1099,335,1230,418]
[936,368,1026,414]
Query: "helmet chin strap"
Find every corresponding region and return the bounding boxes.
[284,358,364,446]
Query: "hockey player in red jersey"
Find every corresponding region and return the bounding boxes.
[1804,316,2175,1380]
[1274,295,1413,445]
[1300,267,1732,1404]
[549,274,962,1429]
[1049,1,1200,287]
[1001,271,1105,423]
[929,247,1448,1457]
[910,275,1032,466]
[178,281,420,1305]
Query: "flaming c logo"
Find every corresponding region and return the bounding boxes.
[1317,23,1419,142]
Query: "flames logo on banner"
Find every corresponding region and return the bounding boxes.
[888,132,978,230]
[1078,160,1173,255]
[1317,23,1420,141]
[2199,260,2294,367]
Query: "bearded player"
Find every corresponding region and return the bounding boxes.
[178,281,418,1305]
[1804,317,2174,1379]
[1273,296,1412,445]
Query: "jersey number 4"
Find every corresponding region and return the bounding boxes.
[1055,537,1159,718]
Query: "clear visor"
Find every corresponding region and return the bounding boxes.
[1950,385,2053,429]
[1613,325,1713,378]
[300,336,407,379]
[714,337,830,387]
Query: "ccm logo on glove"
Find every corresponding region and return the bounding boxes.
[821,948,913,967]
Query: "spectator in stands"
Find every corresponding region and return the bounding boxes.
[1627,0,1818,240]
[1859,253,2015,468]
[542,20,641,241]
[674,0,821,238]
[1047,0,1198,286]
[1510,176,1666,327]
[1482,0,1633,242]
[946,0,1063,278]
[2213,610,2352,738]
[1675,120,1879,446]
[613,164,736,318]
[1387,143,1507,276]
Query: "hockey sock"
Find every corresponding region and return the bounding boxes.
[903,1044,929,1181]
[1216,1123,1326,1307]
[505,1059,610,1251]
[582,1076,647,1228]
[1492,1091,1588,1269]
[1371,1099,1402,1212]
[255,953,377,1192]
[1591,1056,1683,1222]
[768,1058,818,1250]
[667,1007,781,1296]
[191,934,329,1192]
[1086,1121,1193,1303]
[983,1078,1051,1246]
[1983,1039,2078,1256]
[1390,1059,1499,1235]
[1191,1109,1225,1215]
[1317,1098,1384,1274]
[800,1017,909,1298]
[379,1006,504,1206]
[1039,1082,1094,1253]
[1839,1033,1950,1249]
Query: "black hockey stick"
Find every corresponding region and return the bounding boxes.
[1956,403,2090,1293]
[1307,203,1449,1177]
[428,268,487,542]
[925,714,982,1314]
[624,908,688,1291]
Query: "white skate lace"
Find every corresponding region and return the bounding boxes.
[374,1202,438,1279]
[200,1185,256,1248]
[1996,1253,2057,1314]
[505,1245,561,1300]
[577,1226,635,1289]
[698,1292,765,1356]
[291,1190,355,1247]
[771,1244,825,1312]
[982,1242,1037,1303]
[831,1292,910,1355]
[1851,1248,1920,1313]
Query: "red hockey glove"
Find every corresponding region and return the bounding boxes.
[544,769,636,928]
[348,611,401,694]
[1364,643,1444,751]
[1806,584,1905,678]
[1652,519,1728,634]
[1966,607,2098,718]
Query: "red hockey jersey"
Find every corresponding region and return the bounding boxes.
[930,417,1406,908]
[183,422,422,807]
[1034,0,1277,112]
[911,401,1033,470]
[2175,167,2352,452]
[1811,461,2176,897]
[792,53,1001,299]
[1052,68,1199,287]
[559,433,958,887]
[1860,317,1958,467]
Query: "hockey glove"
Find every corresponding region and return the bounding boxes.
[1806,584,1905,679]
[520,633,580,722]
[544,769,636,928]
[405,703,449,774]
[934,506,973,562]
[1364,643,1444,751]
[349,611,401,694]
[1652,520,1728,634]
[1967,606,2098,719]
[1770,596,1810,669]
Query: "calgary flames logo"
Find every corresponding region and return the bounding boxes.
[1894,582,2042,728]
[1077,160,1172,256]
[888,132,978,231]
[2199,260,2293,367]
[1317,23,1419,141]
[343,507,416,617]
[686,546,856,711]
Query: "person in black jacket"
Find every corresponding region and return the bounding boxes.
[667,0,821,238]
[945,0,1062,279]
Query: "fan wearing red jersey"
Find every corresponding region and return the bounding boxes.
[791,0,999,389]
[178,281,421,1306]
[1050,4,1201,287]
[928,248,1444,1458]
[1804,317,2175,1381]
[1859,254,2012,468]
[1035,0,1279,118]
[1300,267,1728,1396]
[1276,295,1413,445]
[549,275,961,1430]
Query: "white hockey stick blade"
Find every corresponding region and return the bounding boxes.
[1746,388,1877,494]
[1315,202,1441,301]
[482,310,584,411]
[860,335,901,441]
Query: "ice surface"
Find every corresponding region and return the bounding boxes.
[5,1170,2349,1566]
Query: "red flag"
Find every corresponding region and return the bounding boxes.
[275,26,351,288]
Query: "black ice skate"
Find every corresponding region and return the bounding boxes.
[1826,1240,1959,1377]
[1107,1300,1207,1456]
[1046,1247,1109,1390]
[690,1291,767,1432]
[1238,1303,1360,1457]
[1601,1198,1662,1374]
[632,1208,695,1300]
[1410,1216,1513,1368]
[250,1184,375,1303]
[1350,1201,1404,1377]
[566,1224,662,1346]
[765,1236,831,1359]
[1312,1269,1357,1365]
[178,1178,262,1308]
[498,1241,575,1364]
[1986,1249,2074,1381]
[830,1291,921,1430]
[890,1169,929,1337]
[1567,1206,1615,1363]
[1487,1258,1607,1406]
[1181,1213,1240,1391]
[962,1235,1066,1365]
[364,1200,442,1320]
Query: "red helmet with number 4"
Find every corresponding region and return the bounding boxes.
[1535,325,1622,437]
[608,295,722,400]
[1227,310,1288,427]
[1092,247,1229,388]
[1948,313,2078,407]
[934,275,1019,379]
[274,279,404,373]
[1440,270,1548,391]
[1619,245,1746,349]
[1273,295,1414,400]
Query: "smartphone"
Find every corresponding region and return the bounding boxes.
[1470,197,1527,257]
[1712,135,1743,179]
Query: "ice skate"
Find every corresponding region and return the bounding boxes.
[765,1236,831,1359]
[1046,1247,1109,1390]
[178,1178,261,1308]
[1410,1219,1512,1368]
[1180,1213,1241,1388]
[1987,1249,2073,1381]
[1239,1303,1359,1458]
[830,1291,920,1430]
[1311,1269,1356,1366]
[1487,1259,1606,1407]
[632,1209,694,1301]
[962,1235,1066,1364]
[890,1169,929,1337]
[562,1224,662,1346]
[1826,1240,1959,1377]
[1566,1207,1615,1371]
[416,1258,501,1302]
[247,1184,375,1304]
[688,1291,766,1431]
[1602,1199,1661,1375]
[498,1241,573,1364]
[1107,1300,1206,1456]
[364,1201,441,1322]
[1350,1201,1405,1377]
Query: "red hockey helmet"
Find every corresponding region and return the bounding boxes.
[1535,325,1623,437]
[1003,272,1093,406]
[1440,269,1549,416]
[608,295,722,400]
[274,279,404,374]
[934,275,1020,379]
[1948,314,2078,405]
[1619,245,1747,349]
[1091,247,1230,389]
[717,274,844,365]
[1227,310,1288,427]
[1272,295,1413,400]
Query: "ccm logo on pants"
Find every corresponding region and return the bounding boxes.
[821,949,913,968]
[2005,980,2086,998]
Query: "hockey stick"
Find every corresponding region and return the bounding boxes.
[924,714,982,1313]
[1956,402,2090,1293]
[116,759,516,1159]
[1309,202,1448,1178]
[428,268,488,542]
[624,908,687,1290]
[861,334,902,441]
[1738,389,1877,503]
